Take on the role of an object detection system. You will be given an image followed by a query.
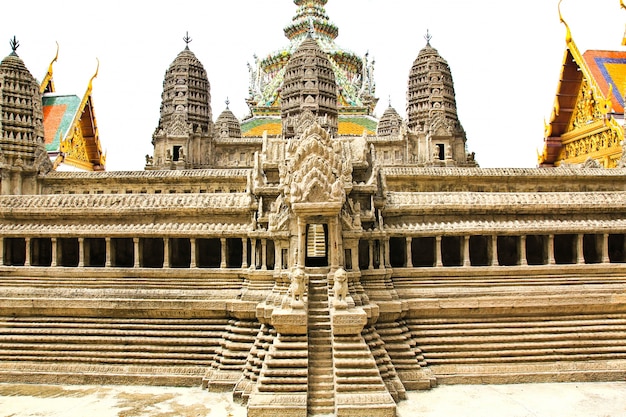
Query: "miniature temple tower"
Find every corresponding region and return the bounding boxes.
[280,33,339,138]
[0,38,52,194]
[406,34,476,166]
[148,35,213,170]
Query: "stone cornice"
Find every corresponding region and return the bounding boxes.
[384,191,626,214]
[0,193,252,217]
[382,167,626,178]
[43,169,251,180]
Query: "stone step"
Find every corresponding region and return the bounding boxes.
[336,368,381,377]
[336,383,386,393]
[257,383,307,392]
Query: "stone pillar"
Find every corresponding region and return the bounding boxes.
[491,235,498,266]
[24,237,31,267]
[51,238,57,267]
[352,243,359,272]
[190,238,196,268]
[548,235,555,265]
[0,238,4,266]
[241,238,248,268]
[520,235,528,266]
[577,234,585,264]
[384,238,391,268]
[329,219,338,270]
[602,233,610,263]
[368,240,374,270]
[105,237,111,267]
[163,238,170,268]
[435,236,443,267]
[261,239,267,270]
[406,237,413,268]
[275,241,282,272]
[463,235,471,267]
[77,237,84,268]
[298,220,306,267]
[221,238,227,269]
[134,238,140,268]
[250,239,257,270]
[380,239,386,269]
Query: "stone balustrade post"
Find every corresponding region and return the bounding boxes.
[463,235,471,267]
[250,239,257,270]
[435,236,443,267]
[261,239,267,270]
[24,237,31,267]
[241,238,248,268]
[190,238,197,268]
[491,235,498,266]
[134,238,140,268]
[77,237,84,268]
[577,234,585,264]
[105,237,111,267]
[51,238,57,267]
[368,240,374,270]
[163,238,170,268]
[520,235,528,266]
[0,238,4,266]
[602,233,610,263]
[221,238,227,269]
[548,235,555,265]
[406,237,413,268]
[275,241,282,272]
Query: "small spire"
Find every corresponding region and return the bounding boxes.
[9,36,19,55]
[225,97,230,109]
[424,29,432,46]
[183,31,192,49]
[308,17,316,39]
[388,95,392,108]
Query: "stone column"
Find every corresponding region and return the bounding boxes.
[190,238,197,268]
[368,240,374,270]
[261,239,267,270]
[298,220,306,267]
[163,238,170,268]
[221,238,227,269]
[380,239,386,269]
[406,237,413,268]
[24,237,31,267]
[384,238,391,268]
[241,238,248,268]
[329,219,338,270]
[77,237,84,268]
[602,233,610,263]
[105,238,111,267]
[548,235,555,265]
[352,243,359,272]
[491,235,498,266]
[577,234,585,264]
[250,239,257,270]
[51,238,57,267]
[134,238,140,268]
[463,235,471,267]
[435,236,443,267]
[275,241,282,272]
[0,238,4,266]
[520,235,528,266]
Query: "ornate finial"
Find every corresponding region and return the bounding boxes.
[558,0,572,43]
[9,36,19,55]
[308,17,316,39]
[388,95,392,107]
[424,29,432,46]
[183,31,192,49]
[225,97,230,109]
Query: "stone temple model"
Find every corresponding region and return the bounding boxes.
[3,1,626,416]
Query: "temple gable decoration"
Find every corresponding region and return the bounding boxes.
[540,3,624,168]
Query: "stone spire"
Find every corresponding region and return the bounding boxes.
[285,0,338,43]
[280,34,338,138]
[377,103,403,137]
[149,36,213,170]
[0,39,52,194]
[216,99,242,138]
[406,34,476,166]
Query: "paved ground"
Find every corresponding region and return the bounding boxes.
[1,381,625,416]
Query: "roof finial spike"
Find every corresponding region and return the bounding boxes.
[308,17,317,39]
[183,31,192,49]
[9,36,19,55]
[558,0,572,43]
[225,97,230,109]
[424,29,432,46]
[388,95,392,108]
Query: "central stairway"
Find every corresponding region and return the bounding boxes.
[306,273,335,415]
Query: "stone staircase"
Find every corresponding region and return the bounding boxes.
[307,273,335,415]
[0,316,227,386]
[407,313,626,384]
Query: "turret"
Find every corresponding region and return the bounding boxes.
[0,37,52,194]
[148,34,213,170]
[406,33,476,166]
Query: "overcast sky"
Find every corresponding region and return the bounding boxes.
[2,0,625,170]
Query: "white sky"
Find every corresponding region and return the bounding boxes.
[3,0,625,170]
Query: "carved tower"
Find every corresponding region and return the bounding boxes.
[406,35,476,166]
[148,39,213,170]
[0,39,51,194]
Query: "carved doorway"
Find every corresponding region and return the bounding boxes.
[305,223,328,267]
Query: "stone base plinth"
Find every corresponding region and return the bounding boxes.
[330,307,367,335]
[247,393,307,417]
[271,307,308,335]
[335,392,396,417]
